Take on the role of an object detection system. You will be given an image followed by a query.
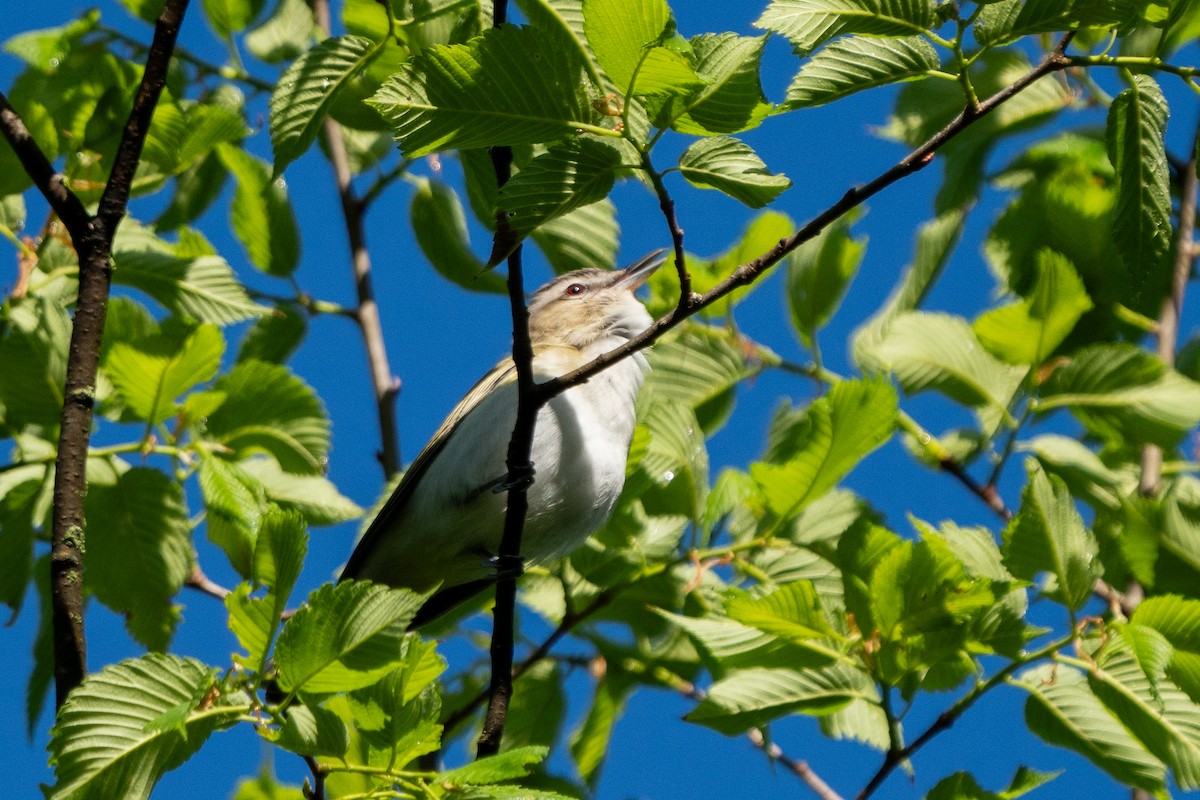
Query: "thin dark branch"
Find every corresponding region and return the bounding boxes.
[940,457,1013,521]
[0,95,91,232]
[303,755,326,800]
[43,0,192,709]
[443,588,616,736]
[642,150,691,306]
[312,0,402,477]
[477,0,536,754]
[532,33,1078,407]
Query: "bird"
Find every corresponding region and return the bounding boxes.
[340,250,666,625]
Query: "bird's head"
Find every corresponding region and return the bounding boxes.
[528,250,666,349]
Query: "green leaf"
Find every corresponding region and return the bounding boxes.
[231,769,306,800]
[491,137,623,263]
[200,455,267,577]
[1019,663,1166,792]
[157,155,230,231]
[532,198,620,272]
[504,661,566,751]
[203,0,266,37]
[0,296,69,427]
[86,469,192,651]
[216,143,301,276]
[1106,74,1172,287]
[638,327,757,435]
[785,35,938,109]
[274,703,349,757]
[410,178,505,293]
[1089,628,1200,788]
[755,0,935,56]
[660,33,772,135]
[866,311,1027,429]
[47,654,239,800]
[226,509,307,671]
[1038,344,1200,449]
[787,210,866,348]
[241,457,363,526]
[1135,595,1200,704]
[370,25,598,156]
[1002,462,1101,610]
[106,323,224,425]
[246,0,316,63]
[202,360,331,474]
[275,581,427,693]
[0,480,38,612]
[582,0,670,91]
[570,670,633,786]
[973,249,1093,366]
[852,209,964,370]
[438,745,549,785]
[678,136,790,208]
[631,46,708,97]
[687,663,877,734]
[750,379,897,521]
[238,303,308,364]
[270,35,380,176]
[112,247,268,325]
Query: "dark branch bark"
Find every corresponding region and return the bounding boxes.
[312,0,402,477]
[37,0,193,709]
[0,96,91,233]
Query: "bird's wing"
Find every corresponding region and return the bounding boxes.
[339,356,518,581]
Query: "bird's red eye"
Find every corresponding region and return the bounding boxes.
[565,283,587,296]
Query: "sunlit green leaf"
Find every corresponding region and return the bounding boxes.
[678,136,790,208]
[755,0,934,56]
[785,35,938,109]
[216,144,301,276]
[787,210,865,348]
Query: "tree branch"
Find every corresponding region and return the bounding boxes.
[533,33,1077,407]
[312,0,402,477]
[0,96,91,233]
[41,0,193,709]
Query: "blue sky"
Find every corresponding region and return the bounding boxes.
[2,2,1197,798]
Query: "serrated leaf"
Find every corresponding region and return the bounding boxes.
[270,35,381,176]
[370,25,597,156]
[411,178,505,293]
[1106,74,1172,285]
[582,0,670,91]
[216,143,301,276]
[47,654,239,800]
[687,663,877,735]
[532,198,619,272]
[106,323,224,425]
[0,296,69,426]
[638,327,757,432]
[439,745,549,785]
[1038,343,1200,449]
[678,136,790,208]
[755,0,935,56]
[660,33,772,135]
[787,210,865,347]
[1089,628,1200,788]
[1002,463,1100,610]
[86,469,192,651]
[750,379,896,521]
[491,137,622,263]
[1019,663,1166,791]
[1135,595,1200,704]
[866,311,1027,429]
[240,457,363,526]
[785,35,937,109]
[973,249,1093,366]
[112,248,268,325]
[202,360,330,474]
[275,581,426,693]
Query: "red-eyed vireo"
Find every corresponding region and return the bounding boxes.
[340,250,665,623]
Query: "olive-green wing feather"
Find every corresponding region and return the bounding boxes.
[339,358,518,582]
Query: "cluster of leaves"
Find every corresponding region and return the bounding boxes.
[6,0,1200,798]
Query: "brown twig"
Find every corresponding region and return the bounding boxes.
[1,0,195,708]
[641,150,692,307]
[311,0,402,477]
[184,564,232,600]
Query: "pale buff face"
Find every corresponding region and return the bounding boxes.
[527,269,652,348]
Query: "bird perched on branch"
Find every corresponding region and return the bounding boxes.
[340,250,666,625]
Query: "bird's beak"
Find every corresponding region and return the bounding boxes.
[614,248,668,290]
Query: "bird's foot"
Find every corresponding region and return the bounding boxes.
[476,549,525,580]
[491,462,536,493]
